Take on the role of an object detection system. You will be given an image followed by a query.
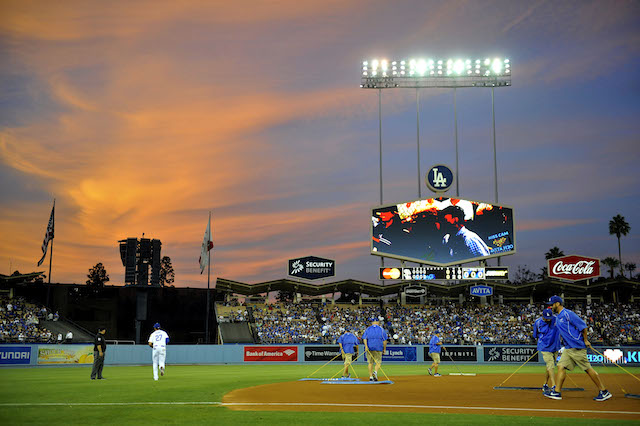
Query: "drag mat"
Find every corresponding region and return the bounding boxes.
[223,374,640,420]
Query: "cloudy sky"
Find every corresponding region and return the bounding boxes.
[1,0,638,287]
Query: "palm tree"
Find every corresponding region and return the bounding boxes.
[609,214,631,277]
[545,247,565,260]
[601,257,620,279]
[625,262,637,279]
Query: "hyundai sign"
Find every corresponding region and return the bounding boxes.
[470,285,493,297]
[0,346,31,365]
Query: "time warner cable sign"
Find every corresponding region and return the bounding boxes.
[288,256,335,280]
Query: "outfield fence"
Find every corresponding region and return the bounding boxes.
[2,344,640,367]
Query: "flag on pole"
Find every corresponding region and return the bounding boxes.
[37,201,55,267]
[199,214,214,274]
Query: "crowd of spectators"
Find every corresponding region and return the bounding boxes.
[252,302,323,344]
[243,300,640,346]
[0,296,55,343]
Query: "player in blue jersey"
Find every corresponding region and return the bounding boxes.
[363,318,388,382]
[533,308,561,394]
[543,296,611,402]
[338,330,359,378]
[428,330,443,377]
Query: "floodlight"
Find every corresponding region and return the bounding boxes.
[454,60,465,74]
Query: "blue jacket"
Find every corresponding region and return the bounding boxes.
[338,332,359,354]
[533,317,561,352]
[429,335,442,353]
[555,308,588,349]
[363,325,388,351]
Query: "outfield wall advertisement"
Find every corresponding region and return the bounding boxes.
[0,346,31,365]
[424,346,478,362]
[364,346,417,362]
[244,346,298,362]
[37,345,94,364]
[484,346,537,363]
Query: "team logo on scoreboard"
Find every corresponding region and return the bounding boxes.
[426,164,454,193]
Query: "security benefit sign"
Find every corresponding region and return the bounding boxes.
[288,256,335,280]
[365,346,417,362]
[423,346,478,362]
[244,346,298,362]
[0,346,31,365]
[304,345,359,361]
[484,346,537,363]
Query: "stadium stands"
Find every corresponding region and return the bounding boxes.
[0,296,55,343]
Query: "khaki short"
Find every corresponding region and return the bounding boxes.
[342,353,353,365]
[430,353,441,364]
[541,351,558,370]
[558,348,592,371]
[368,350,382,366]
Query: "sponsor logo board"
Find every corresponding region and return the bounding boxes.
[288,256,335,280]
[244,346,298,362]
[470,285,493,297]
[547,255,600,281]
[37,345,94,364]
[364,346,417,362]
[0,346,31,365]
[424,346,477,362]
[304,345,359,361]
[484,346,537,363]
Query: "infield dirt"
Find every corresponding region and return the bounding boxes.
[224,373,640,420]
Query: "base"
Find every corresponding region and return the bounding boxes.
[449,373,477,376]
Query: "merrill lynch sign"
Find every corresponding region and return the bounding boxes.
[547,255,600,282]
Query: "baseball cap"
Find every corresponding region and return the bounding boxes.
[547,295,563,305]
[542,308,553,319]
[153,322,161,329]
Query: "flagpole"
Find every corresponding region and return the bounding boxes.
[205,212,211,344]
[46,199,55,308]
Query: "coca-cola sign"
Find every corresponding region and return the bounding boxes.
[548,255,600,281]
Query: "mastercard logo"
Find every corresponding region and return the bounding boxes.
[382,268,401,279]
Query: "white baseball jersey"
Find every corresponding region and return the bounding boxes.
[148,330,169,348]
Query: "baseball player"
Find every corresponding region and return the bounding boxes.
[148,323,169,381]
[533,308,561,394]
[363,317,388,382]
[337,329,359,378]
[543,296,611,401]
[428,330,443,377]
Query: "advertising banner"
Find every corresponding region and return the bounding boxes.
[484,346,537,363]
[424,346,478,362]
[37,345,94,364]
[548,255,600,281]
[0,346,31,365]
[586,347,640,366]
[364,346,417,362]
[288,256,335,280]
[304,345,360,361]
[470,285,493,297]
[244,346,298,362]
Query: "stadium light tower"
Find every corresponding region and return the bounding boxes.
[360,57,511,201]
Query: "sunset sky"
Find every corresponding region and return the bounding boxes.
[1,0,638,287]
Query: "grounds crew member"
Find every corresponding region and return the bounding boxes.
[363,318,388,382]
[544,296,611,401]
[428,329,443,377]
[148,323,170,381]
[533,308,561,394]
[91,327,107,380]
[338,329,359,378]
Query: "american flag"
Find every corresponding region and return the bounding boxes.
[37,201,55,267]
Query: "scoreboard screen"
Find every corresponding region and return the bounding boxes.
[380,266,509,281]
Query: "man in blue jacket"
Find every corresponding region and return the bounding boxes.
[543,296,611,402]
[363,318,388,382]
[428,330,443,377]
[337,329,359,378]
[533,308,561,394]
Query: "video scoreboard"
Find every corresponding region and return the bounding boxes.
[380,266,509,281]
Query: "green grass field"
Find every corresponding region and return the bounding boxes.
[1,364,638,425]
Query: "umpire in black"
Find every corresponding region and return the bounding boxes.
[91,327,107,380]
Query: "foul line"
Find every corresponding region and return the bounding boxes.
[222,402,640,416]
[2,401,639,416]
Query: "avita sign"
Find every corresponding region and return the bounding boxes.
[547,255,600,281]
